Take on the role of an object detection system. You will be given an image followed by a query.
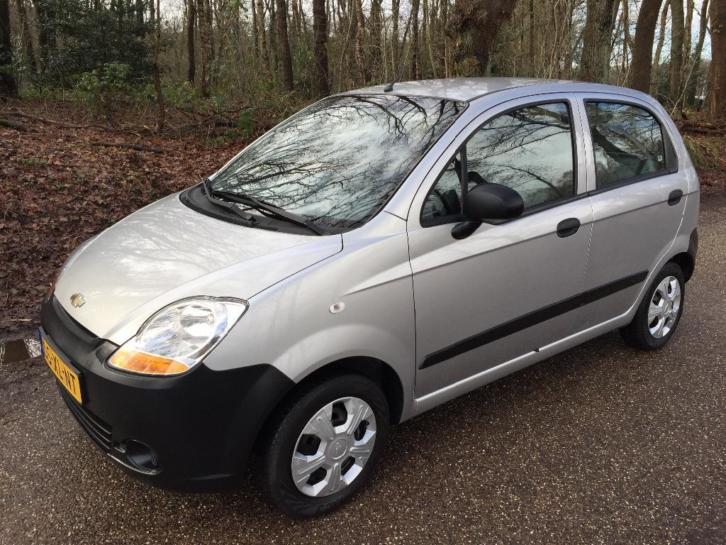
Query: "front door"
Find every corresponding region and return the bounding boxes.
[408,98,593,398]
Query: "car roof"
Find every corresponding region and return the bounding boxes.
[345,77,649,103]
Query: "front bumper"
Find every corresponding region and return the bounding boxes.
[40,296,294,489]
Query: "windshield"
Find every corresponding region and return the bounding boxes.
[209,94,465,231]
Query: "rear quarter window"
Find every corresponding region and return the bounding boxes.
[585,102,674,189]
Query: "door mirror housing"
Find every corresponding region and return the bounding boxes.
[464,183,524,221]
[452,183,524,240]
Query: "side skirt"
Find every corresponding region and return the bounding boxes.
[410,310,633,417]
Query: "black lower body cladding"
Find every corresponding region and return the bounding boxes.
[40,296,295,489]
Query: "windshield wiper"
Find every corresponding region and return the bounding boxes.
[202,178,324,236]
[201,178,260,225]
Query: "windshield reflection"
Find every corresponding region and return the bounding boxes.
[211,95,464,231]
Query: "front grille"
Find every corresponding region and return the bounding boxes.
[59,387,113,451]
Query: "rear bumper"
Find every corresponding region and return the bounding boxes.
[40,296,294,489]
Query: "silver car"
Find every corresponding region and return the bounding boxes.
[40,78,699,517]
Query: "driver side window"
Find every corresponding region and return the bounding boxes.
[421,102,576,226]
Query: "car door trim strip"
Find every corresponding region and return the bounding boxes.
[419,270,648,369]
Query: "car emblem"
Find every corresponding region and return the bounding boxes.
[70,293,86,308]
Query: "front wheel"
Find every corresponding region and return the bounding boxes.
[261,374,389,517]
[621,262,685,350]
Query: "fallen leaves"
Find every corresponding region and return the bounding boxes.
[1,99,247,337]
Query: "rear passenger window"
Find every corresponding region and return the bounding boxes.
[585,102,668,188]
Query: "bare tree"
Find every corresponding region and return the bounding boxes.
[684,0,694,62]
[257,0,271,72]
[276,0,294,90]
[15,0,38,75]
[187,0,196,83]
[391,0,400,74]
[411,0,420,78]
[450,0,519,72]
[708,0,726,118]
[629,0,663,92]
[352,0,368,82]
[369,0,383,77]
[0,0,16,96]
[152,0,165,130]
[312,0,329,95]
[198,0,214,96]
[579,0,618,82]
[685,0,709,103]
[652,0,669,92]
[669,0,685,105]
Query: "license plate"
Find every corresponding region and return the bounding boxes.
[42,336,83,404]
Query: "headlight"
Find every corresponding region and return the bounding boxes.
[108,297,248,376]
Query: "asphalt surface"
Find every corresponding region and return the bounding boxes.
[1,195,725,545]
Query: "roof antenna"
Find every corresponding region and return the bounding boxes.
[383,19,413,92]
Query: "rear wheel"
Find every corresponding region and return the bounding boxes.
[621,262,685,350]
[261,374,389,517]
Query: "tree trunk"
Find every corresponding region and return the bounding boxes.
[528,0,535,75]
[669,0,685,105]
[708,0,726,118]
[352,0,368,82]
[312,0,329,95]
[629,0,662,92]
[579,0,618,82]
[369,0,383,78]
[0,0,17,96]
[391,0,400,74]
[684,0,694,62]
[269,0,277,69]
[15,0,38,75]
[152,0,165,131]
[621,0,632,76]
[257,0,271,71]
[251,0,259,58]
[686,0,709,104]
[187,0,196,83]
[562,0,575,78]
[652,0,669,79]
[198,0,213,96]
[449,0,518,73]
[423,0,436,77]
[441,0,450,78]
[275,0,293,90]
[411,0,420,78]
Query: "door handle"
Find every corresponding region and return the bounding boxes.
[668,189,683,206]
[556,218,581,238]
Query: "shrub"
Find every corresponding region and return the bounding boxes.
[75,63,133,124]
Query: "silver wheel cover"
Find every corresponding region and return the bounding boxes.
[648,275,682,339]
[291,397,376,497]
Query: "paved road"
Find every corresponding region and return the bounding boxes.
[1,196,724,545]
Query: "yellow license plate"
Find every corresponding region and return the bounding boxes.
[43,336,83,404]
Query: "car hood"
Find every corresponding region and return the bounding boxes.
[54,193,343,344]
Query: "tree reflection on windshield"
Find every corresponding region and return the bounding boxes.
[211,94,464,231]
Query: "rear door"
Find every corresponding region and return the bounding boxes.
[407,96,594,398]
[576,95,688,327]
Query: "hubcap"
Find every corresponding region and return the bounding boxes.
[291,397,376,497]
[648,275,681,339]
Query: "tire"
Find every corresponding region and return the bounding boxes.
[620,261,685,350]
[261,374,389,517]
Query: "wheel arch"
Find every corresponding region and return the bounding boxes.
[252,356,405,457]
[669,251,695,282]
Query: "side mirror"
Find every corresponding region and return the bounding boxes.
[452,183,524,239]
